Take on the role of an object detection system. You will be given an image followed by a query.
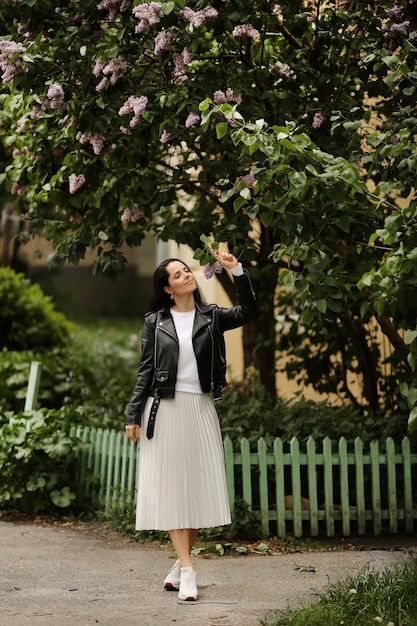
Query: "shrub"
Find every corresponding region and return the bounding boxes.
[218,366,413,449]
[0,267,72,351]
[0,324,139,430]
[0,409,87,514]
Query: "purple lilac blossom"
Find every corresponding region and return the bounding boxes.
[383,4,413,50]
[185,112,200,128]
[389,5,404,20]
[180,6,218,28]
[11,182,25,195]
[69,174,86,194]
[154,31,173,54]
[118,95,148,128]
[97,0,132,22]
[232,24,261,39]
[213,89,242,105]
[160,129,173,144]
[203,262,223,279]
[93,56,127,91]
[0,39,31,84]
[312,112,324,129]
[76,131,105,155]
[233,174,256,193]
[47,83,66,112]
[172,49,194,84]
[133,2,164,33]
[272,60,296,79]
[121,205,144,223]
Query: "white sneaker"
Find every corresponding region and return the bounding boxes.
[164,559,181,590]
[178,566,198,601]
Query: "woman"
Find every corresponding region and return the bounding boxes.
[125,249,256,601]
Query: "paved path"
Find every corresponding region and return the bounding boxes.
[1,521,415,626]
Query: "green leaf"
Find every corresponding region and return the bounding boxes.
[300,308,314,325]
[408,407,417,432]
[316,299,327,313]
[406,387,417,408]
[260,210,273,228]
[162,1,175,14]
[233,196,247,213]
[406,331,417,345]
[216,122,229,139]
[50,486,76,508]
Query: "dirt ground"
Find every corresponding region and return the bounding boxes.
[1,518,416,626]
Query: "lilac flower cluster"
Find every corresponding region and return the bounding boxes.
[271,60,296,79]
[97,0,132,22]
[233,174,256,193]
[0,39,30,84]
[92,56,127,92]
[76,131,105,155]
[121,205,144,223]
[12,146,29,157]
[180,6,218,28]
[185,111,200,128]
[173,49,194,84]
[133,2,164,33]
[47,83,66,113]
[160,129,173,144]
[154,31,173,54]
[312,111,324,129]
[11,181,25,195]
[213,89,242,105]
[232,24,261,40]
[272,4,283,19]
[382,4,414,51]
[203,261,223,279]
[69,173,86,194]
[118,95,148,130]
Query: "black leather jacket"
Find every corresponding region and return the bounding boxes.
[125,269,256,426]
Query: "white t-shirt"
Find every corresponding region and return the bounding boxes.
[171,309,202,393]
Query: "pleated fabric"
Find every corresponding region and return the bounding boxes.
[135,391,231,530]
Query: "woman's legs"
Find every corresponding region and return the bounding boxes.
[168,528,198,568]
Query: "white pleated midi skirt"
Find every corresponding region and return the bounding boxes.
[135,391,231,530]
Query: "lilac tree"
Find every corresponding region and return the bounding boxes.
[1,1,416,426]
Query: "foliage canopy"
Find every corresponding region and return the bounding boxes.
[1,1,417,426]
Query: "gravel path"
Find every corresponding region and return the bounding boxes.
[1,520,415,626]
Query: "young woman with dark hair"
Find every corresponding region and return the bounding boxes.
[125,249,256,601]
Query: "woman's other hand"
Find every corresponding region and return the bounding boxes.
[214,250,239,271]
[125,424,140,443]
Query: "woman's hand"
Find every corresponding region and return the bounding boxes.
[125,424,140,443]
[214,250,239,271]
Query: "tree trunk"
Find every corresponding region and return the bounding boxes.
[214,228,278,395]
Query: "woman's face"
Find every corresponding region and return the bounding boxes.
[164,261,196,299]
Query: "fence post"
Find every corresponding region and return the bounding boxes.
[354,437,366,535]
[307,437,319,537]
[370,440,382,535]
[323,437,335,537]
[257,437,269,536]
[24,361,42,411]
[223,437,235,514]
[338,437,351,536]
[274,438,286,537]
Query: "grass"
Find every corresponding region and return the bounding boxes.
[262,558,417,626]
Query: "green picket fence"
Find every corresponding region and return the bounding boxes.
[70,425,417,538]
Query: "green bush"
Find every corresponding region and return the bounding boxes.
[0,323,139,429]
[0,266,73,351]
[218,366,413,449]
[0,409,87,514]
